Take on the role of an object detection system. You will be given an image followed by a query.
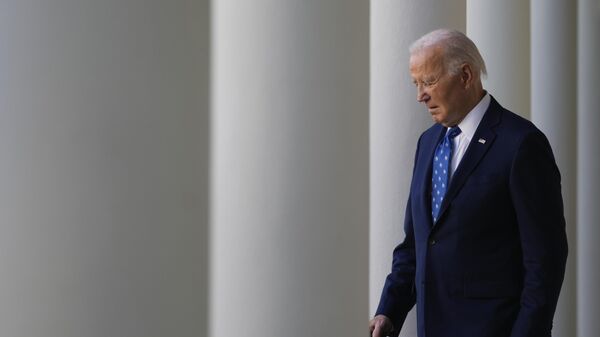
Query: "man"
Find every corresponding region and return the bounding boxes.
[369,29,568,337]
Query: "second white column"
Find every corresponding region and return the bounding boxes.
[211,1,369,337]
[370,2,465,336]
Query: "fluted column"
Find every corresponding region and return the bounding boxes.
[211,2,369,337]
[467,0,530,118]
[577,1,600,336]
[370,2,465,335]
[530,1,577,336]
[0,1,209,336]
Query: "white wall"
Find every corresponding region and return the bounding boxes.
[0,1,209,336]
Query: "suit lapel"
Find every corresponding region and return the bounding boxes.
[435,97,502,224]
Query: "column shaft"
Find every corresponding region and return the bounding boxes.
[370,2,465,336]
[530,1,577,336]
[467,0,530,117]
[577,1,600,336]
[0,1,209,336]
[211,1,369,337]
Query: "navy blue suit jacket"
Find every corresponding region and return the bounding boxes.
[376,97,568,337]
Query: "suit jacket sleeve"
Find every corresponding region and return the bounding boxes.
[509,129,568,337]
[374,136,421,335]
[375,196,417,335]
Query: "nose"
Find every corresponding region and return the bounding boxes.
[416,85,430,103]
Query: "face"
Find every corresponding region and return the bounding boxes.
[409,47,470,127]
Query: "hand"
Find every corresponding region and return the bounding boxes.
[369,314,393,337]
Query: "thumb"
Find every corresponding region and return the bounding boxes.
[372,324,382,337]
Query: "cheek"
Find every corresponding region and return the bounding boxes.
[430,90,446,107]
[439,90,456,109]
[429,88,441,103]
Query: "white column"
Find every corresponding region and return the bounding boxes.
[0,1,209,336]
[577,1,600,337]
[530,1,577,336]
[370,2,465,336]
[211,2,368,337]
[467,0,530,118]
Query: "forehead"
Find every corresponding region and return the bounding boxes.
[409,47,445,77]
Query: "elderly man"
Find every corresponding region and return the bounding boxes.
[369,29,567,337]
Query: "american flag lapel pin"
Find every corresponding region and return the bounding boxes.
[478,138,486,144]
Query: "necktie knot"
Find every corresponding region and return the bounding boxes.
[447,126,462,139]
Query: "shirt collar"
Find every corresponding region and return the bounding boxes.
[452,92,490,141]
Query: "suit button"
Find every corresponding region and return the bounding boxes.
[429,239,436,246]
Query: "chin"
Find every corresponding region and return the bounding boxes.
[435,119,451,127]
[431,115,445,125]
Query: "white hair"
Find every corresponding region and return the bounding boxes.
[409,29,487,78]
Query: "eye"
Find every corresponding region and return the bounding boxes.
[423,78,437,87]
[412,77,438,88]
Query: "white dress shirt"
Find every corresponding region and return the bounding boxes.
[447,93,490,178]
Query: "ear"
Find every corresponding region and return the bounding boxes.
[460,63,474,89]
